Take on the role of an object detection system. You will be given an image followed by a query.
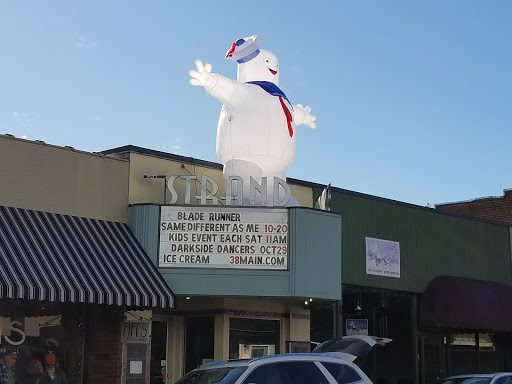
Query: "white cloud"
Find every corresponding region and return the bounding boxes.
[12,112,31,127]
[155,138,186,155]
[170,137,185,154]
[73,36,96,49]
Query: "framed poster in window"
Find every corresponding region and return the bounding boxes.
[286,341,310,353]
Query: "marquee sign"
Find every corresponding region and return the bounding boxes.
[159,206,288,270]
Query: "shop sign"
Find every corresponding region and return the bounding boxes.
[365,237,400,278]
[166,175,292,207]
[159,206,288,270]
[121,321,150,344]
[451,333,493,348]
[0,321,26,346]
[346,319,368,336]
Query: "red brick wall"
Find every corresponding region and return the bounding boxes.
[84,306,124,384]
[436,189,512,225]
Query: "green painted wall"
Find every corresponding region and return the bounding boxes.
[128,205,342,300]
[313,187,512,293]
[290,208,342,300]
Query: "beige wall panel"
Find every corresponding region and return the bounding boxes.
[289,184,313,208]
[176,297,225,311]
[169,317,185,383]
[0,137,129,222]
[281,317,290,354]
[223,298,289,314]
[289,317,310,342]
[128,152,314,208]
[288,303,310,342]
[128,153,224,205]
[214,314,230,361]
[177,297,291,314]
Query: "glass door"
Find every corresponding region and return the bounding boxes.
[184,317,215,374]
[420,334,446,384]
[150,321,168,384]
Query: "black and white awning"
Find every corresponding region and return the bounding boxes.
[0,206,175,309]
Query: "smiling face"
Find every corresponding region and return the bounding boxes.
[237,49,280,85]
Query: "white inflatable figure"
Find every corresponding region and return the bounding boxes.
[189,35,316,206]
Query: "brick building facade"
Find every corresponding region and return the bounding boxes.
[436,189,512,225]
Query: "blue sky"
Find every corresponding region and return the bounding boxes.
[1,1,511,207]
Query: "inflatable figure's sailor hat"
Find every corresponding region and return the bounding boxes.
[225,35,261,63]
[225,35,279,85]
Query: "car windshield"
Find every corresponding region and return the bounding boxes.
[439,377,493,384]
[174,366,248,384]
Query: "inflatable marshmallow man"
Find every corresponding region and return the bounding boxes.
[189,35,316,206]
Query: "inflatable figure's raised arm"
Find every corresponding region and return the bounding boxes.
[189,59,247,108]
[293,104,317,129]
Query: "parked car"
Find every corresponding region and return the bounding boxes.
[439,373,512,384]
[312,335,392,356]
[173,335,391,384]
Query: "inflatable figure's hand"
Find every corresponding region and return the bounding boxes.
[189,60,217,89]
[294,104,317,129]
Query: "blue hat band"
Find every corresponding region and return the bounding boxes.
[237,49,260,63]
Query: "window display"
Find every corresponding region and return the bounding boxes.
[0,302,82,384]
[229,318,280,359]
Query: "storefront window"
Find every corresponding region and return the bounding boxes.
[229,318,280,359]
[0,301,82,384]
[450,333,501,374]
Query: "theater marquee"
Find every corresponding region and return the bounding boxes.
[159,206,289,270]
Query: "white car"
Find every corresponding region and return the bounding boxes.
[174,335,390,384]
[439,373,512,384]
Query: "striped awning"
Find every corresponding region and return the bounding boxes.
[0,205,175,309]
